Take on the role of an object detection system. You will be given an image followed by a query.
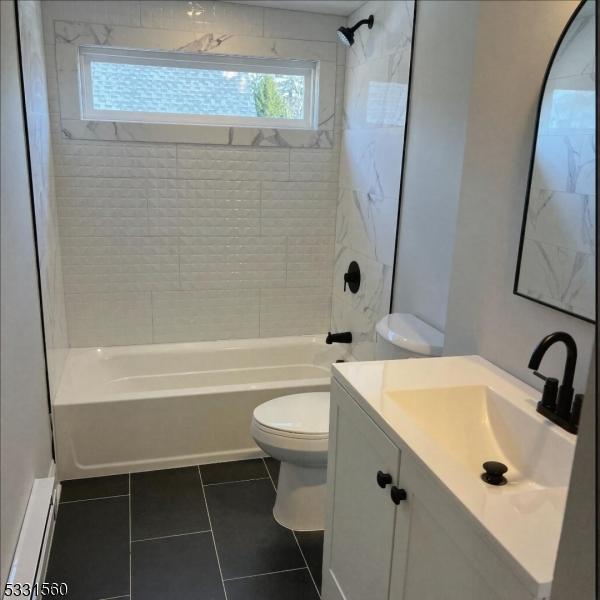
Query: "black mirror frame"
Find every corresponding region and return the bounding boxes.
[513,0,596,324]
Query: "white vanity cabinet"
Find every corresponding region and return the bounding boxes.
[322,378,541,600]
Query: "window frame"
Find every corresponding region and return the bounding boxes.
[78,45,318,130]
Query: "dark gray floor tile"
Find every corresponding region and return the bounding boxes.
[205,479,304,579]
[295,530,324,591]
[225,569,320,600]
[131,467,209,540]
[60,474,129,503]
[263,457,280,485]
[44,497,129,600]
[132,532,225,600]
[201,459,268,485]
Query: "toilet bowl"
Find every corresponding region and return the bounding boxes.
[251,392,329,531]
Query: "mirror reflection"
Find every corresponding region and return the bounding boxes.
[515,0,596,322]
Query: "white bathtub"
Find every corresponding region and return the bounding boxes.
[53,335,349,480]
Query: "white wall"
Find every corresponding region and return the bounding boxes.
[332,0,415,360]
[444,0,594,393]
[41,0,346,346]
[391,0,478,332]
[1,0,54,587]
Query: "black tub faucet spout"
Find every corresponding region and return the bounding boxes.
[326,331,352,344]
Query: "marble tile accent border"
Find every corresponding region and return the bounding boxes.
[53,19,338,147]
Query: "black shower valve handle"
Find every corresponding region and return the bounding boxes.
[343,261,361,293]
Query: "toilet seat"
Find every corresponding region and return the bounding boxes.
[252,392,330,438]
[251,392,331,530]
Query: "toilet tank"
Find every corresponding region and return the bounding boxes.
[375,313,444,360]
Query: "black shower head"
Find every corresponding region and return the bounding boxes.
[336,14,374,47]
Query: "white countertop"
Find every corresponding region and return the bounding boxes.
[332,355,576,599]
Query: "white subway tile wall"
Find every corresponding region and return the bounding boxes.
[41,0,345,346]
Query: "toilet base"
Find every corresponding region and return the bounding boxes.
[272,461,326,531]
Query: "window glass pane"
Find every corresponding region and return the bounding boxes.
[90,61,305,120]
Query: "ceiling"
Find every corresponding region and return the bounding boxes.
[227,1,365,17]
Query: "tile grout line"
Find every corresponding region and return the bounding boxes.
[128,473,132,600]
[262,458,322,599]
[223,566,308,583]
[131,530,212,543]
[60,493,129,504]
[198,467,229,600]
[203,477,270,487]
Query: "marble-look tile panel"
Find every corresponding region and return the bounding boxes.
[338,127,405,198]
[519,238,594,321]
[346,0,414,68]
[525,188,595,255]
[42,0,141,42]
[151,290,260,343]
[531,134,595,196]
[335,188,398,266]
[330,244,392,361]
[343,56,409,129]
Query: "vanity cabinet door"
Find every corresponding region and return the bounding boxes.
[389,456,532,600]
[322,380,402,600]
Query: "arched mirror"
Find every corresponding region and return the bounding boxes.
[515,0,596,322]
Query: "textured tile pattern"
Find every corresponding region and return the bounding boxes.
[46,460,321,599]
[40,0,343,347]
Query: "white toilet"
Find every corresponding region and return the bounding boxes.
[251,314,444,531]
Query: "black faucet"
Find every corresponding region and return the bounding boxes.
[326,331,352,344]
[528,331,583,434]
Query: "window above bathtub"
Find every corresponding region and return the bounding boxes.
[54,19,336,147]
[78,46,318,130]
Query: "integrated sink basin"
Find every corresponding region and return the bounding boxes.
[332,355,577,597]
[384,384,573,490]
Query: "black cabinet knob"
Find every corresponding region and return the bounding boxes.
[390,486,407,504]
[376,471,392,488]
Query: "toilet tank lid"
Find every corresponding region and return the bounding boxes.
[376,313,444,356]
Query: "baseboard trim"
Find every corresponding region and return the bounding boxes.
[3,468,57,600]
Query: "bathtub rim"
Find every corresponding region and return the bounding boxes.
[55,334,348,407]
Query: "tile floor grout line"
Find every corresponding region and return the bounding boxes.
[128,473,132,600]
[131,530,212,543]
[262,458,322,599]
[293,529,321,599]
[198,466,229,600]
[98,596,130,600]
[60,493,129,504]
[203,477,270,487]
[223,566,308,582]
